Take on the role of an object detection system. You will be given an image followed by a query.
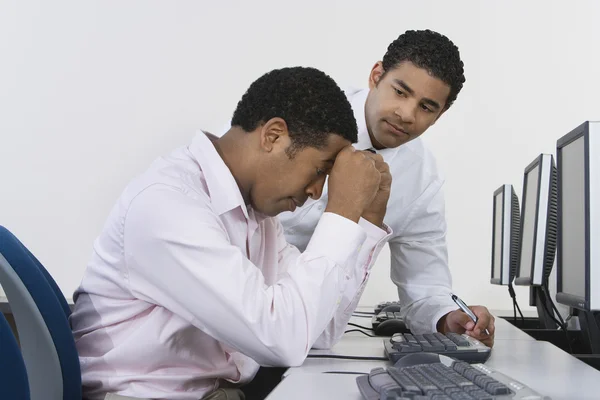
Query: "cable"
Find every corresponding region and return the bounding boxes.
[508,284,525,324]
[307,354,388,361]
[514,297,525,324]
[344,329,375,337]
[347,322,373,330]
[539,283,573,353]
[545,284,568,327]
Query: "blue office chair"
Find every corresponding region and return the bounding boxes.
[0,226,81,400]
[0,311,30,399]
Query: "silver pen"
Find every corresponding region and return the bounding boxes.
[451,294,490,336]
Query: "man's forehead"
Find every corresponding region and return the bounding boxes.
[387,62,450,99]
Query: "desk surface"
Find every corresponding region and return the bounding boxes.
[275,313,599,400]
[275,340,600,399]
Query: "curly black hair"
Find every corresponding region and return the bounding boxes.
[382,30,465,109]
[231,67,357,157]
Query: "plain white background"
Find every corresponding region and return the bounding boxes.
[1,0,599,313]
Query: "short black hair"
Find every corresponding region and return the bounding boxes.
[382,30,465,109]
[231,67,357,157]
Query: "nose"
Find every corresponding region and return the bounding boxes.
[306,175,327,200]
[395,99,417,124]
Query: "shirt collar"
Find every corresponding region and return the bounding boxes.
[188,131,250,219]
[349,88,374,151]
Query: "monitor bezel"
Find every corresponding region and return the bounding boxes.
[515,154,555,286]
[491,184,514,285]
[556,121,590,311]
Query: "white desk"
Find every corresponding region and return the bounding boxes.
[270,313,600,399]
[274,341,600,399]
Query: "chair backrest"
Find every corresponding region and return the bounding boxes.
[0,226,81,400]
[0,311,30,399]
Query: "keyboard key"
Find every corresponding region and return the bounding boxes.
[448,392,475,400]
[451,362,471,375]
[464,385,484,394]
[441,340,458,351]
[484,382,512,395]
[416,366,457,390]
[420,341,434,351]
[387,366,422,394]
[403,369,438,393]
[398,344,422,353]
[428,343,447,352]
[466,389,494,400]
[447,333,471,347]
[473,374,495,389]
[380,385,405,400]
[462,367,485,381]
[429,393,452,400]
[404,334,418,344]
[426,389,445,396]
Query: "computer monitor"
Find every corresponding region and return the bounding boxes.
[556,121,600,353]
[514,153,559,328]
[490,184,520,286]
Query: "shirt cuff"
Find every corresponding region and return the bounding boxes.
[431,305,460,332]
[358,217,392,242]
[305,212,366,269]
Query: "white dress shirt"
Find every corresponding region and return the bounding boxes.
[279,87,459,334]
[70,131,390,400]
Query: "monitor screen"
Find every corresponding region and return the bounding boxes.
[492,191,503,280]
[560,136,587,299]
[518,165,539,280]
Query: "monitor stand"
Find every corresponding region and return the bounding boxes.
[579,311,600,354]
[530,286,558,329]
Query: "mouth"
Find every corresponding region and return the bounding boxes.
[384,120,410,138]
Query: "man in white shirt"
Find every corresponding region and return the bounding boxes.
[280,30,496,347]
[70,67,392,400]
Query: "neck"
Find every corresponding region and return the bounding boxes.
[212,127,255,205]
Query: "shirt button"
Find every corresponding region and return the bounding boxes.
[317,205,324,211]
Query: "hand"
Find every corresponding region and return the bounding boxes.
[360,151,391,228]
[326,146,381,223]
[437,305,495,347]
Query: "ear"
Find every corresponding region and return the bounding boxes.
[368,61,385,90]
[259,117,290,153]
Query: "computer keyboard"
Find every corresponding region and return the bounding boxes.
[372,311,404,329]
[385,332,492,363]
[356,353,549,400]
[375,301,402,314]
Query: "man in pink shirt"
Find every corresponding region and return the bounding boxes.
[70,67,392,400]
